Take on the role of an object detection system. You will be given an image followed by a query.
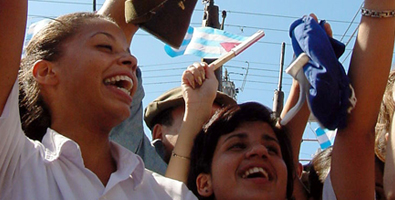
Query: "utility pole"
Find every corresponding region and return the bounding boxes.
[202,0,222,91]
[93,0,96,11]
[272,42,285,118]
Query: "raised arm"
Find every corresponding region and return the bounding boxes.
[281,14,333,170]
[331,1,395,199]
[166,62,218,183]
[0,0,27,114]
[385,112,395,200]
[98,0,139,45]
[280,80,310,170]
[279,80,311,200]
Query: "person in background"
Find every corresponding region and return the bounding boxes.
[105,0,198,175]
[140,86,236,174]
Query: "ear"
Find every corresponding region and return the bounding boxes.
[196,173,213,197]
[32,60,58,85]
[152,124,164,140]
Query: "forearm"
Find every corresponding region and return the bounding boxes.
[280,79,309,166]
[0,0,27,114]
[347,0,395,133]
[332,1,395,199]
[165,105,211,183]
[98,0,138,45]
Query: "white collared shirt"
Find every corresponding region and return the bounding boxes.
[0,82,197,200]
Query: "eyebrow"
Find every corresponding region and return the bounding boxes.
[224,133,247,142]
[92,32,115,41]
[263,134,279,143]
[223,132,279,144]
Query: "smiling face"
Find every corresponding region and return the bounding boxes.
[207,121,287,200]
[47,17,138,132]
[188,102,293,200]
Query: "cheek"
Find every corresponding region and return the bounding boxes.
[276,159,289,195]
[210,152,239,183]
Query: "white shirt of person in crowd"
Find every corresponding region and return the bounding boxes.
[322,173,376,200]
[0,81,197,200]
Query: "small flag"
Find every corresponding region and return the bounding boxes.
[164,26,249,59]
[314,127,336,150]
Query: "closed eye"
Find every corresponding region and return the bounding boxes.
[228,143,246,151]
[267,146,280,155]
[97,44,113,52]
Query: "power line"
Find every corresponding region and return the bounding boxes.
[339,2,363,42]
[28,1,360,25]
[194,8,360,25]
[29,0,95,6]
[141,67,186,72]
[232,79,292,86]
[190,22,356,39]
[341,24,360,64]
[139,61,196,68]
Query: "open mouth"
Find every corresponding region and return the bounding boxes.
[104,75,133,96]
[241,167,270,180]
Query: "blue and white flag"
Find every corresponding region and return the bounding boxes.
[314,127,336,150]
[164,26,248,59]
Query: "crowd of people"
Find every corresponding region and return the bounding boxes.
[1,0,395,199]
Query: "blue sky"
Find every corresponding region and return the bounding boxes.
[27,0,387,163]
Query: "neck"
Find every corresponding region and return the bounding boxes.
[80,136,117,185]
[51,120,116,185]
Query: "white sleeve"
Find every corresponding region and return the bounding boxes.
[0,81,28,194]
[322,173,337,200]
[322,172,376,200]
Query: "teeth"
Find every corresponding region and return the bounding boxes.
[241,167,269,180]
[104,75,133,95]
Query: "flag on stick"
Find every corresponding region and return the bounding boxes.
[164,26,255,59]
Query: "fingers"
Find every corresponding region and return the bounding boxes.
[182,62,208,89]
[309,13,333,38]
[323,22,333,38]
[309,13,318,22]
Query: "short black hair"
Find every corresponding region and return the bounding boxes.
[151,106,176,129]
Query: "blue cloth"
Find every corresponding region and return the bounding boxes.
[110,67,167,175]
[289,15,354,130]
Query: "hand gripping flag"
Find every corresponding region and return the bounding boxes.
[164,26,249,59]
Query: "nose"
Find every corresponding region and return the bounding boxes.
[118,52,138,71]
[245,143,269,159]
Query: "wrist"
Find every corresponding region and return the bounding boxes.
[363,0,395,11]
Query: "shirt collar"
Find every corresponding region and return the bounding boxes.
[41,128,83,165]
[41,128,145,189]
[107,141,145,190]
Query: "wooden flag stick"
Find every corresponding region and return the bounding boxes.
[210,30,265,70]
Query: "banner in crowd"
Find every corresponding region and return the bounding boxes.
[164,26,248,59]
[315,127,337,150]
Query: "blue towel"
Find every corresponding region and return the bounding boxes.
[289,15,356,130]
